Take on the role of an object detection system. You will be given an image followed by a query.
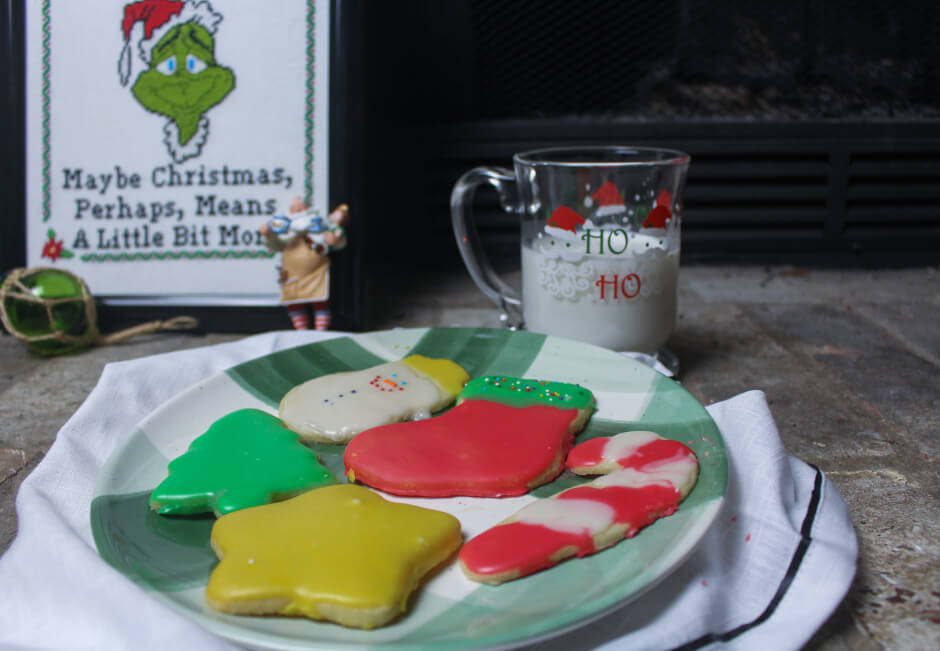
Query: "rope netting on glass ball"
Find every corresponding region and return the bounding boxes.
[0,268,197,357]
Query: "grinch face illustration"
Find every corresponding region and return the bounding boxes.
[119,0,235,163]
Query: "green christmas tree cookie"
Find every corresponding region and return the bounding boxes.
[150,409,335,517]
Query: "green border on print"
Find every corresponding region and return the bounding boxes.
[38,0,318,253]
[41,0,51,221]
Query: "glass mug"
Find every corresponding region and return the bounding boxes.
[452,146,690,355]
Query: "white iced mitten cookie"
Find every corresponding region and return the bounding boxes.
[278,355,469,443]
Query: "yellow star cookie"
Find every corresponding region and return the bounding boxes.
[206,484,462,629]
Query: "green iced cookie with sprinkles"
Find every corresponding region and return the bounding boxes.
[150,408,335,517]
[457,376,596,410]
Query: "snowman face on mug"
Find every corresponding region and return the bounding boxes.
[131,22,235,146]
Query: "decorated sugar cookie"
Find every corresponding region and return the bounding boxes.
[344,376,595,497]
[149,408,335,517]
[206,484,462,629]
[459,430,698,584]
[278,354,470,443]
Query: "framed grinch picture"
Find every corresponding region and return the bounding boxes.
[5,0,365,331]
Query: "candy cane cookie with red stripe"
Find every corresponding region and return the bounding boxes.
[458,430,698,585]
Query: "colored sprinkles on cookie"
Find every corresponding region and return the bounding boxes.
[459,376,595,409]
[278,355,470,443]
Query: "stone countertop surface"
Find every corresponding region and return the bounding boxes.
[1,265,937,649]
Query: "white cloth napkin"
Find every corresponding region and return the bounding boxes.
[0,331,857,651]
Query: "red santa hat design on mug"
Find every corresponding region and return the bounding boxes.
[642,189,674,229]
[546,206,586,233]
[585,181,627,218]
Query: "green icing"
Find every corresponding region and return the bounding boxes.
[149,408,335,517]
[458,376,595,411]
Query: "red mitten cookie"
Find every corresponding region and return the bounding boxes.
[343,376,595,498]
[459,430,698,584]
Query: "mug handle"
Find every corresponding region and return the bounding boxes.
[451,167,524,328]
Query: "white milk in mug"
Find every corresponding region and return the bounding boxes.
[522,223,680,352]
[451,146,690,356]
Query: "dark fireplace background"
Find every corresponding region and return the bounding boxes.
[2,1,938,332]
[469,0,939,122]
[358,0,940,293]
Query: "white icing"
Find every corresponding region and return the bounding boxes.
[594,454,697,492]
[500,445,695,539]
[603,430,661,462]
[279,362,447,442]
[515,498,615,536]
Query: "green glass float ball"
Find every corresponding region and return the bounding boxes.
[1,269,95,356]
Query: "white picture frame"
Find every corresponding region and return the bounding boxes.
[25,0,331,306]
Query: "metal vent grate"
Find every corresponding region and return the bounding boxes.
[362,2,940,267]
[469,0,940,121]
[846,152,940,227]
[684,152,829,229]
[407,123,940,267]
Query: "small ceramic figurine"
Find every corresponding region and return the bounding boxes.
[260,198,349,330]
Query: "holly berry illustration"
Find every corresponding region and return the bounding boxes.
[40,229,73,262]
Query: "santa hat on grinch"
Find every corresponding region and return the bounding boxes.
[585,180,627,218]
[118,0,223,86]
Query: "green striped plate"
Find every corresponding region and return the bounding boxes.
[91,327,727,650]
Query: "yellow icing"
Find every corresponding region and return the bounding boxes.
[400,355,470,399]
[206,484,462,629]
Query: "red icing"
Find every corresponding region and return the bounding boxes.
[459,521,593,577]
[461,435,696,579]
[558,484,680,528]
[616,438,693,468]
[564,437,609,469]
[460,483,682,579]
[565,436,693,471]
[344,400,579,497]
